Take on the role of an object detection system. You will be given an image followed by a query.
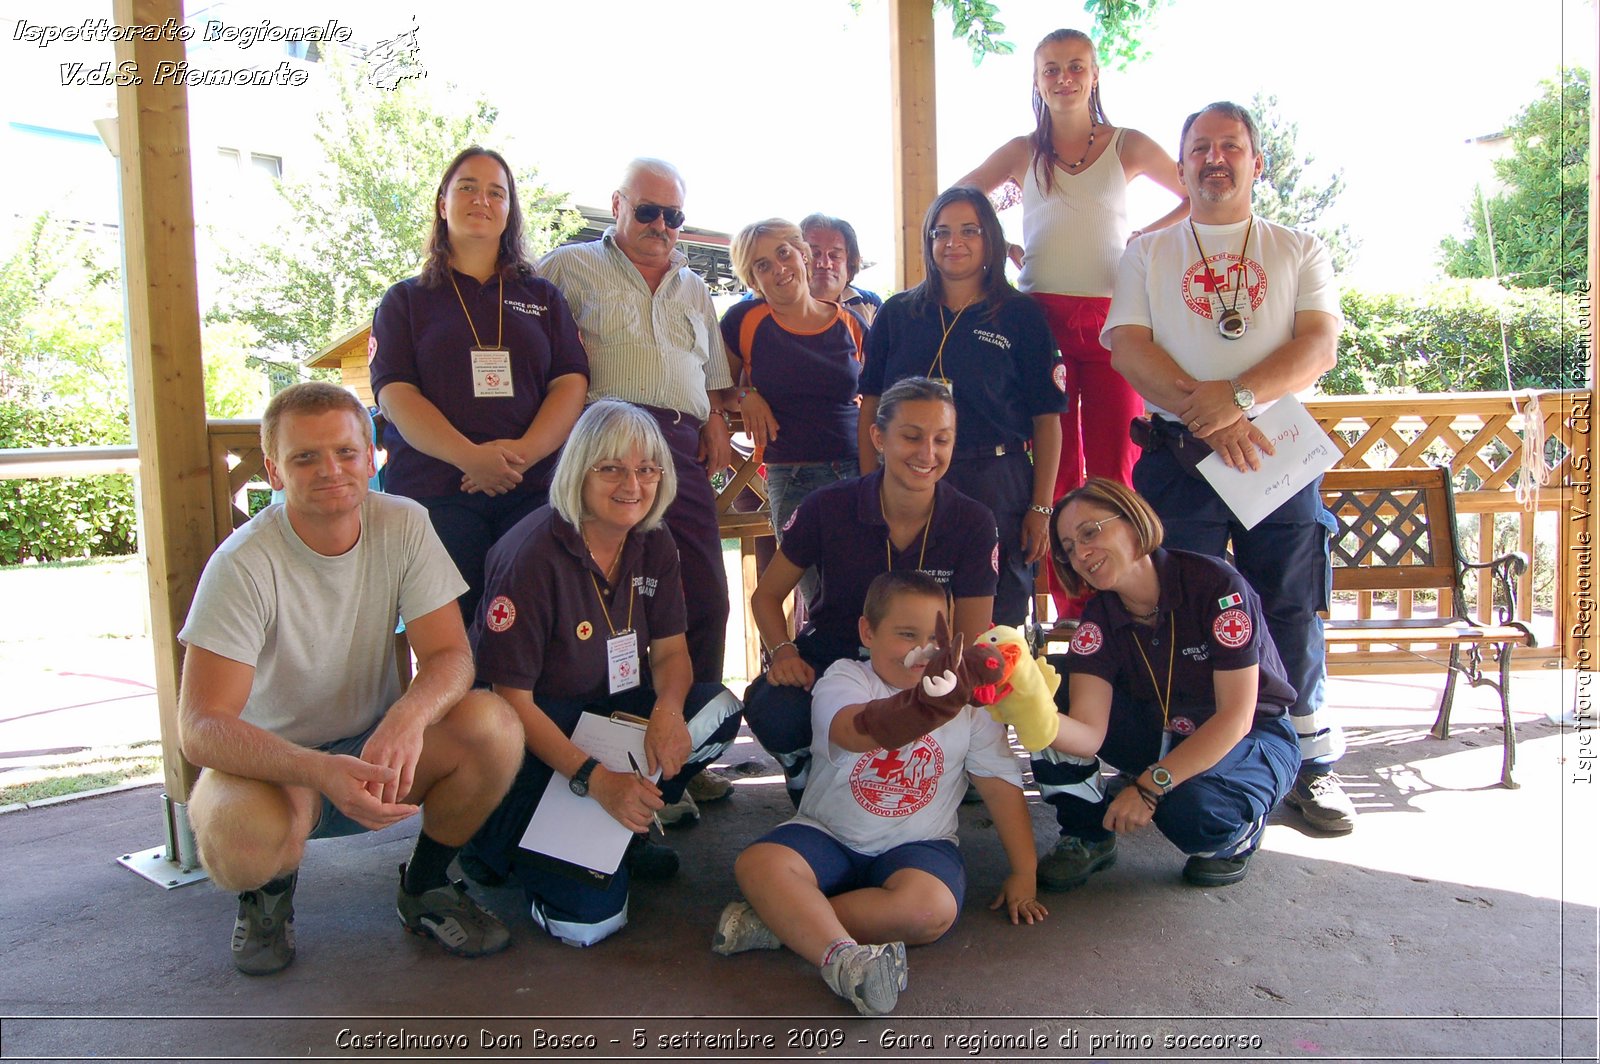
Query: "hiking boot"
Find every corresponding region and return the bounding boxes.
[1037,834,1117,892]
[395,863,510,957]
[686,768,734,803]
[624,834,679,881]
[1183,852,1253,887]
[1285,771,1357,834]
[711,900,781,956]
[822,942,908,1016]
[232,872,297,976]
[656,790,700,827]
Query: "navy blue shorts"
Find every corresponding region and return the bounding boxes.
[307,719,384,841]
[756,822,967,913]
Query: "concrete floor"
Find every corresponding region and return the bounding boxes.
[0,668,1595,1063]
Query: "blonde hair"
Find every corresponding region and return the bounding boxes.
[730,218,809,293]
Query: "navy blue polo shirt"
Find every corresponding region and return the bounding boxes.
[1066,548,1296,736]
[860,289,1065,453]
[719,299,863,465]
[779,468,999,657]
[370,268,590,499]
[471,506,686,702]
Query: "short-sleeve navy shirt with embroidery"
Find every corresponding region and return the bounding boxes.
[860,290,1066,452]
[370,269,590,499]
[719,299,863,465]
[1066,548,1296,735]
[471,506,686,703]
[779,468,999,658]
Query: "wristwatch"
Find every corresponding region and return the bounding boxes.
[1148,765,1175,795]
[1229,379,1255,410]
[569,756,600,797]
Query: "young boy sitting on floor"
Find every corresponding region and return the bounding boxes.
[711,570,1047,1015]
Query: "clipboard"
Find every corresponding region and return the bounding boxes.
[517,711,660,886]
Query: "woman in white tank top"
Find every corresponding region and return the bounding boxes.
[958,28,1188,619]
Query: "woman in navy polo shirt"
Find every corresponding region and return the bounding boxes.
[746,377,998,806]
[370,146,590,624]
[463,400,742,947]
[1033,478,1299,890]
[722,218,865,539]
[860,187,1065,628]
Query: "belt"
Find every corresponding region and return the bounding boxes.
[952,440,1022,460]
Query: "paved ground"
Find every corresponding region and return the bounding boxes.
[1,647,1594,1063]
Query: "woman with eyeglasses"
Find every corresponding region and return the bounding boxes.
[859,186,1065,629]
[745,377,998,807]
[370,146,590,625]
[1032,478,1298,890]
[957,29,1188,619]
[722,218,865,555]
[462,400,743,946]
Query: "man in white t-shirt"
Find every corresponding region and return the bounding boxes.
[1098,101,1354,840]
[178,382,523,975]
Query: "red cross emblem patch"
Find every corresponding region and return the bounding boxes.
[576,620,594,640]
[485,595,516,633]
[366,332,378,364]
[1070,621,1103,656]
[1052,363,1067,393]
[1212,608,1252,648]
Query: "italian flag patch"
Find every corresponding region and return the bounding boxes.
[1217,592,1243,609]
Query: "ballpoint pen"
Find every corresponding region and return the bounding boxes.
[626,751,666,836]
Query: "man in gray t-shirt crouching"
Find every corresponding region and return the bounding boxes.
[178,381,523,975]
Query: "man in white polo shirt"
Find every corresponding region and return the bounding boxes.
[538,158,735,688]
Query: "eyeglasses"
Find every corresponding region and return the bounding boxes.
[929,224,984,244]
[619,191,685,230]
[1054,513,1123,559]
[589,462,664,484]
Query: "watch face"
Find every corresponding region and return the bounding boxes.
[1150,767,1174,790]
[568,775,588,797]
[1234,386,1255,409]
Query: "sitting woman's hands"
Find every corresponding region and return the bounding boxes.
[644,710,692,780]
[1102,784,1157,835]
[588,765,664,834]
[765,644,815,689]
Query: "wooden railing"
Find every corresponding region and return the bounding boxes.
[1305,389,1587,667]
[206,389,1591,671]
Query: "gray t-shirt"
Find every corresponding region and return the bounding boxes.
[178,493,467,747]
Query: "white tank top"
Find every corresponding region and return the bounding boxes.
[1018,127,1129,298]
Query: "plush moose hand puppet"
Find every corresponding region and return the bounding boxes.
[974,625,1062,751]
[854,613,1007,751]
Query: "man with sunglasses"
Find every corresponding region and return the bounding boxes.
[1102,102,1354,836]
[539,158,736,688]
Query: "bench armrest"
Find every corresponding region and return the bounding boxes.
[1456,551,1530,627]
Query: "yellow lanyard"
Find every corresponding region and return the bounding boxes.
[587,570,635,636]
[448,271,504,349]
[1130,613,1176,731]
[880,488,932,573]
[926,300,972,381]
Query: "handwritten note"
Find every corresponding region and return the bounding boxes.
[1197,393,1338,530]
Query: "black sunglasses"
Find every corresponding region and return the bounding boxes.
[620,192,685,230]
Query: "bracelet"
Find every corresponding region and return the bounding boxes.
[1133,780,1164,805]
[768,640,798,657]
[707,409,727,421]
[1028,503,1054,517]
[738,386,756,400]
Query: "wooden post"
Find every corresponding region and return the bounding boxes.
[113,0,212,803]
[889,0,938,292]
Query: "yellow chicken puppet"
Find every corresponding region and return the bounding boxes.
[974,626,1062,751]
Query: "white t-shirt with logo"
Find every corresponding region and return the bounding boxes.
[789,659,1023,856]
[1101,215,1340,420]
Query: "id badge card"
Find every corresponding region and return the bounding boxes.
[471,348,514,398]
[932,377,954,399]
[1158,729,1173,760]
[606,630,641,694]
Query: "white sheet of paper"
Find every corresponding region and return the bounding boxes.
[518,713,657,876]
[1196,394,1339,530]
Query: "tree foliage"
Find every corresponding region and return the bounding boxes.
[1249,92,1359,273]
[935,0,1170,68]
[1440,67,1590,293]
[212,50,582,381]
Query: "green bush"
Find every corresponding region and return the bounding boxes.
[0,402,137,564]
[1328,280,1579,395]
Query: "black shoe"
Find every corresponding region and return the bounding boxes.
[625,834,679,881]
[1182,852,1252,887]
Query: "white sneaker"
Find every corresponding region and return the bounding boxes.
[821,942,908,1016]
[656,790,699,827]
[711,900,781,956]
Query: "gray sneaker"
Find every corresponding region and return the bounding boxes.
[1037,834,1117,892]
[821,942,908,1016]
[395,863,511,957]
[686,768,734,803]
[657,790,700,827]
[232,872,296,976]
[1285,771,1357,834]
[711,900,781,956]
